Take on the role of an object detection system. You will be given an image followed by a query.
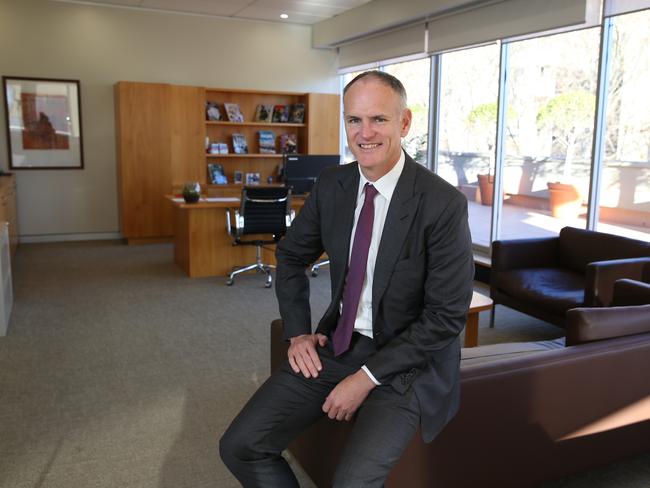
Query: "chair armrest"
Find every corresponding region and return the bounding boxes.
[491,237,558,273]
[613,278,650,306]
[566,304,650,345]
[584,257,650,306]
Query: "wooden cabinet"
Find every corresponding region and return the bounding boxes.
[0,175,18,259]
[115,82,340,242]
[115,82,205,243]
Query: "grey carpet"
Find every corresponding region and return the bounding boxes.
[0,241,647,487]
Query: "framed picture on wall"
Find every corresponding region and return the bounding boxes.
[2,76,84,169]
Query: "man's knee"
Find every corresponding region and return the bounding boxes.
[219,423,258,467]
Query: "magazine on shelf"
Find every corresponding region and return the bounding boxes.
[206,102,221,121]
[280,133,298,154]
[254,104,274,123]
[272,104,289,123]
[208,163,228,185]
[289,103,305,124]
[258,130,276,154]
[224,103,244,123]
[232,133,249,154]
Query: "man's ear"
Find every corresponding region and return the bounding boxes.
[400,108,413,137]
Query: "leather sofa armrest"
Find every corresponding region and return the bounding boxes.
[584,257,650,306]
[491,237,558,272]
[271,319,288,373]
[613,278,650,306]
[565,304,650,345]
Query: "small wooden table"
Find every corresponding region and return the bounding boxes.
[464,292,493,348]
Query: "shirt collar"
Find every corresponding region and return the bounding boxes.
[357,149,405,202]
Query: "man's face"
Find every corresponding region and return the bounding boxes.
[343,78,412,181]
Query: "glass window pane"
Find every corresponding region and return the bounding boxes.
[502,28,600,240]
[437,44,500,248]
[383,58,431,166]
[599,9,650,242]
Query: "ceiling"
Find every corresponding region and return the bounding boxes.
[53,0,373,25]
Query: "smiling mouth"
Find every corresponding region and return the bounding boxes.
[358,143,381,150]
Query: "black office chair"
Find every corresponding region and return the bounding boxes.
[225,186,293,288]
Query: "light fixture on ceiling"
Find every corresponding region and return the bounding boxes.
[280,13,289,19]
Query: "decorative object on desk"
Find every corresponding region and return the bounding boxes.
[280,133,298,154]
[289,103,305,124]
[224,103,244,123]
[258,130,276,154]
[272,104,289,123]
[255,104,273,123]
[206,102,221,121]
[234,170,243,184]
[232,133,248,154]
[208,163,228,185]
[245,172,260,185]
[182,181,201,203]
[2,76,84,170]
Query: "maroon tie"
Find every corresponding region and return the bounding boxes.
[332,183,379,356]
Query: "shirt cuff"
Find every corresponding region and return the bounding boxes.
[361,365,381,386]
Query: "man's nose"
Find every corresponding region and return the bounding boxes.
[360,120,374,139]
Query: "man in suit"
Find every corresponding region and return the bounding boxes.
[220,71,474,487]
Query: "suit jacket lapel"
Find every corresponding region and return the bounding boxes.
[330,165,360,301]
[372,156,421,323]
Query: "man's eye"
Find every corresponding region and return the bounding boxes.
[374,117,387,123]
[347,118,360,124]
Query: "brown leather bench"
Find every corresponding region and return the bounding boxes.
[270,303,650,487]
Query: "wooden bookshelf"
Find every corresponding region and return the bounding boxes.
[115,81,339,242]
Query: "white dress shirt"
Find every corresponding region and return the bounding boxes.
[343,150,405,385]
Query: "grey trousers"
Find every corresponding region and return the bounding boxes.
[219,333,420,487]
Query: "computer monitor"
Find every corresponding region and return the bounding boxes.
[283,154,340,195]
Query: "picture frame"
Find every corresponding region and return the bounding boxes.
[234,170,243,185]
[245,172,260,185]
[2,76,84,170]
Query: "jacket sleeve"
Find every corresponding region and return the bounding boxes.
[275,178,326,341]
[364,192,474,386]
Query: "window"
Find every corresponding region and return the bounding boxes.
[437,44,500,247]
[501,28,600,240]
[599,9,650,241]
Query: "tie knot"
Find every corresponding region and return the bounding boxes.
[364,183,378,200]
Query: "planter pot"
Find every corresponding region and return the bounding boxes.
[477,174,494,206]
[547,182,581,219]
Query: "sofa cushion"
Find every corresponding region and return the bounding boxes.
[497,268,584,313]
[461,338,565,366]
[566,304,650,345]
[558,227,650,274]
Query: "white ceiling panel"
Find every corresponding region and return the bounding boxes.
[51,0,372,24]
[140,0,245,17]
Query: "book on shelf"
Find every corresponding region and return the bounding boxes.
[232,133,249,154]
[272,105,289,123]
[280,133,298,154]
[224,103,244,123]
[208,163,228,185]
[258,130,276,154]
[209,142,229,155]
[206,102,222,121]
[254,104,274,123]
[289,103,305,124]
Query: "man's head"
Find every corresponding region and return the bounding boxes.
[343,71,412,181]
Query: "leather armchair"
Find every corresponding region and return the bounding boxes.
[490,227,650,327]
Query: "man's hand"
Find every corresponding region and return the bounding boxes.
[322,369,376,421]
[288,333,328,378]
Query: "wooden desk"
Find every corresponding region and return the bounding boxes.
[464,292,494,348]
[168,196,304,278]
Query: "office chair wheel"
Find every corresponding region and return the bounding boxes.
[311,269,319,277]
[226,278,234,286]
[264,281,272,288]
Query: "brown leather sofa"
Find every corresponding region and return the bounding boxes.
[270,303,650,488]
[490,226,650,327]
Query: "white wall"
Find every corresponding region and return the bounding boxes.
[0,0,339,240]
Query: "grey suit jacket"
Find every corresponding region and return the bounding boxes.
[275,152,474,442]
